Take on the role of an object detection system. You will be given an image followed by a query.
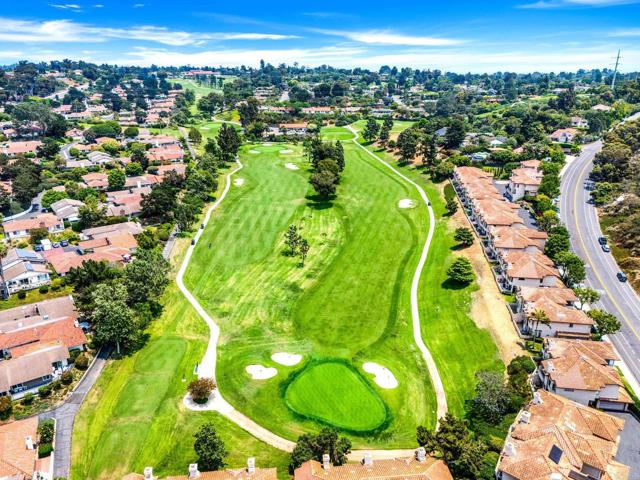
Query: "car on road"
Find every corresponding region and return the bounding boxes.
[34,244,43,252]
[598,236,607,245]
[52,242,61,248]
[617,272,628,282]
[191,239,196,245]
[601,244,611,252]
[60,240,69,247]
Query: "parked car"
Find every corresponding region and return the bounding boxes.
[60,240,69,247]
[201,223,205,229]
[34,244,43,252]
[52,242,61,248]
[598,236,607,245]
[601,244,611,252]
[617,272,628,282]
[191,239,196,245]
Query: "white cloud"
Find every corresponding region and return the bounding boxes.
[518,0,639,8]
[49,3,81,11]
[0,17,297,46]
[610,28,640,36]
[133,3,145,7]
[93,4,104,7]
[314,29,463,46]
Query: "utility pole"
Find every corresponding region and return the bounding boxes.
[611,49,621,90]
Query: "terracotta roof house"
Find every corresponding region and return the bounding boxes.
[521,294,594,339]
[538,338,632,411]
[2,214,65,240]
[0,248,51,298]
[294,450,452,480]
[106,193,144,218]
[550,128,578,144]
[496,390,629,480]
[571,116,589,128]
[124,459,277,480]
[80,221,143,241]
[592,104,613,112]
[155,163,187,177]
[81,172,109,190]
[0,141,42,157]
[506,161,544,201]
[502,251,560,291]
[0,416,46,480]
[124,174,162,189]
[516,286,578,311]
[490,226,547,260]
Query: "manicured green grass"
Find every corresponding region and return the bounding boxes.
[350,124,504,416]
[184,141,437,446]
[71,177,291,480]
[284,361,387,432]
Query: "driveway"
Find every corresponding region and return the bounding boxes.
[611,412,640,479]
[40,347,111,479]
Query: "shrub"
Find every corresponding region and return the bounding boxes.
[188,377,216,404]
[39,285,49,294]
[51,279,62,291]
[51,380,63,391]
[17,290,27,299]
[38,419,55,444]
[60,370,73,385]
[38,384,53,398]
[0,396,12,420]
[22,393,34,405]
[74,353,89,370]
[38,442,53,458]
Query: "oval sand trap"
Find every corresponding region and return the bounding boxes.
[262,142,273,146]
[246,364,277,380]
[398,199,416,209]
[249,149,260,154]
[271,352,302,366]
[234,178,244,186]
[280,149,293,154]
[363,362,398,389]
[285,163,300,170]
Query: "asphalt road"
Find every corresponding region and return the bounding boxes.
[560,114,640,385]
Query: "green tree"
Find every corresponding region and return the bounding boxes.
[446,197,458,215]
[41,189,68,209]
[446,257,475,284]
[194,423,227,471]
[217,124,241,163]
[573,287,600,310]
[284,225,300,255]
[188,377,216,404]
[444,119,466,149]
[362,118,380,142]
[528,308,550,339]
[29,227,48,244]
[537,210,560,232]
[91,283,136,354]
[299,238,310,266]
[189,127,203,145]
[588,309,621,336]
[310,171,337,198]
[37,138,60,159]
[0,396,12,420]
[78,196,107,230]
[197,92,224,119]
[123,248,170,307]
[378,122,391,147]
[124,126,139,138]
[470,371,513,424]
[107,168,126,190]
[555,251,586,286]
[454,227,474,247]
[289,428,352,473]
[125,162,144,176]
[544,229,571,261]
[539,173,560,198]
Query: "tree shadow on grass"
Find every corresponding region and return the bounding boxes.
[305,194,335,210]
[441,278,471,291]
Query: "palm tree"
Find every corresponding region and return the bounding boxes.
[529,309,550,339]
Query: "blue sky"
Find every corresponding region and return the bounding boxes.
[1,0,640,72]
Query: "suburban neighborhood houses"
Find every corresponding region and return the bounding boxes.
[2,7,640,478]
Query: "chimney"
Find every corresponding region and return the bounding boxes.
[533,391,543,405]
[322,454,331,471]
[25,436,34,450]
[188,463,200,479]
[143,467,154,480]
[504,442,517,457]
[520,411,531,424]
[247,457,255,474]
[363,452,373,467]
[415,447,426,462]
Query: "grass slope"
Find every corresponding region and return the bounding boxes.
[184,142,437,446]
[71,193,290,480]
[343,122,504,415]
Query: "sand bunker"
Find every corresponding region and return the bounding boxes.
[363,362,398,389]
[246,364,277,380]
[285,163,300,170]
[201,127,210,130]
[262,142,273,146]
[249,149,260,154]
[234,178,245,186]
[271,352,302,366]
[280,149,294,154]
[398,199,416,209]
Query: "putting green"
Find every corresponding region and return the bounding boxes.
[284,361,387,432]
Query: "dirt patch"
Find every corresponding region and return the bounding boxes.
[447,190,526,364]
